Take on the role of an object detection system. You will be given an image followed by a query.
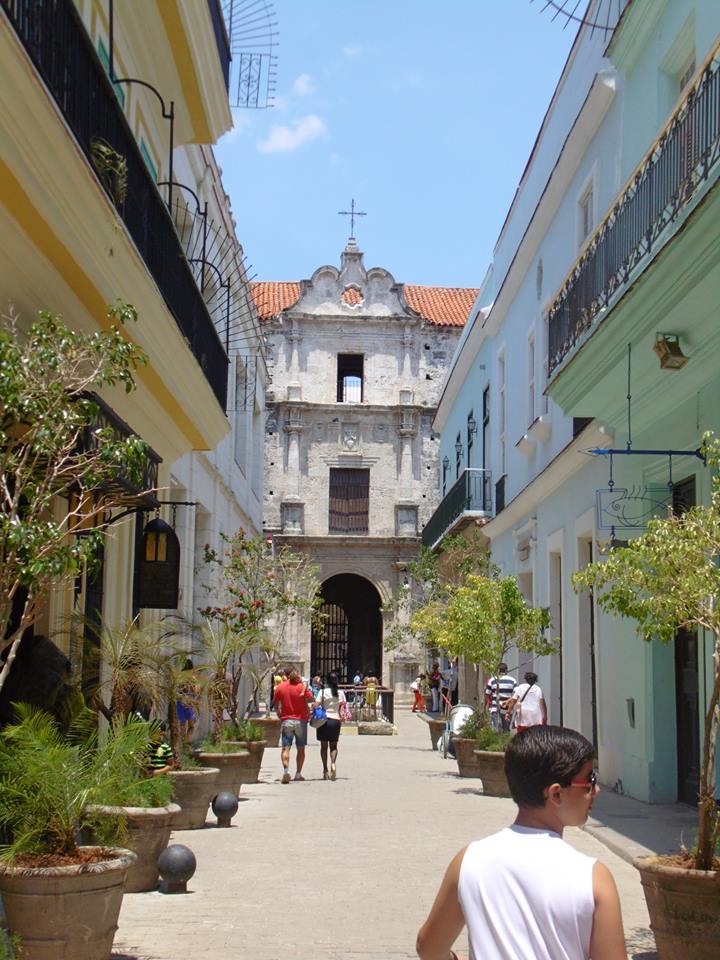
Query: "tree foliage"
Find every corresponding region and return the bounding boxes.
[573,434,720,871]
[0,304,148,696]
[199,531,322,726]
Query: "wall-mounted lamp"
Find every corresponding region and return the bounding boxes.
[442,456,450,471]
[653,333,688,370]
[454,439,463,457]
[467,416,477,436]
[137,515,180,608]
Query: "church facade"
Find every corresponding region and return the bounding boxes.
[253,239,476,693]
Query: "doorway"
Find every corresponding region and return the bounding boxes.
[673,476,699,805]
[311,574,382,682]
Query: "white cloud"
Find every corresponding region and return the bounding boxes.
[258,114,327,153]
[293,73,316,96]
[342,44,361,57]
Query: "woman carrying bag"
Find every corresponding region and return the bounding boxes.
[314,672,347,781]
[504,671,547,733]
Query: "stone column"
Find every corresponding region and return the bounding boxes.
[402,323,413,380]
[283,407,303,500]
[398,411,416,500]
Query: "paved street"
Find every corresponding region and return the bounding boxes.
[115,711,656,960]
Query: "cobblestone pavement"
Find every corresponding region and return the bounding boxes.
[114,710,656,960]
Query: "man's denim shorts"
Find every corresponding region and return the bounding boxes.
[281,719,308,748]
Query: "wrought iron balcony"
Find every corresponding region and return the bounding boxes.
[81,393,161,504]
[422,468,492,550]
[3,0,229,410]
[548,45,720,378]
[208,0,231,90]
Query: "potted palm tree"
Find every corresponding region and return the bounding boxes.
[0,706,139,960]
[573,434,720,959]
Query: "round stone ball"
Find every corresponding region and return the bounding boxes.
[212,791,239,821]
[158,844,197,884]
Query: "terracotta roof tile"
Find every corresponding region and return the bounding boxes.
[251,280,477,328]
[404,285,478,327]
[251,282,301,319]
[341,286,364,305]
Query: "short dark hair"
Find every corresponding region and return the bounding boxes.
[524,671,538,684]
[499,662,508,673]
[504,726,594,808]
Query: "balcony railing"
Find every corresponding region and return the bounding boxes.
[81,393,161,503]
[208,0,231,90]
[3,0,229,410]
[422,468,492,549]
[548,45,720,377]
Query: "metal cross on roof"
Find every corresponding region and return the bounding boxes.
[338,198,366,237]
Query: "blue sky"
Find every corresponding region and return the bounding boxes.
[216,0,577,289]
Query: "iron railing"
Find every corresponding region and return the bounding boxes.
[548,45,720,376]
[3,0,229,410]
[422,468,492,549]
[208,0,231,90]
[81,393,161,501]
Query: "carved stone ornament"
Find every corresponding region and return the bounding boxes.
[342,424,360,451]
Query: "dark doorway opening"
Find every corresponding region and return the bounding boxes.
[311,574,382,683]
[673,476,699,805]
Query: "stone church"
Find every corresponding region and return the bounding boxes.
[253,238,476,693]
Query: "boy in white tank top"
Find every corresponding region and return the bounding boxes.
[416,726,626,960]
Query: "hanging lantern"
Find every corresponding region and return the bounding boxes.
[136,515,180,609]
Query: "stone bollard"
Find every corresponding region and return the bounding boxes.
[157,844,197,894]
[212,790,239,828]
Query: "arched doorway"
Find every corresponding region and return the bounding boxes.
[311,574,383,683]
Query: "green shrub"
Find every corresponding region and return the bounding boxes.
[223,720,263,742]
[456,710,486,740]
[474,727,513,752]
[196,736,248,754]
[0,706,155,860]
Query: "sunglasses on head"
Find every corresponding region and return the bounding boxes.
[569,769,598,791]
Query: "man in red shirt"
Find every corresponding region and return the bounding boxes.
[273,667,314,783]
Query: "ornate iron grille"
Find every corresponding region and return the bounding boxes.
[311,603,348,682]
[421,468,492,549]
[2,0,229,409]
[548,45,720,376]
[328,468,369,534]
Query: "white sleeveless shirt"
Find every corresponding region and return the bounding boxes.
[457,826,595,960]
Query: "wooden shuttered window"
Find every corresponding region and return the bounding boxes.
[328,468,369,534]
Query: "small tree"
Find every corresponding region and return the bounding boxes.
[573,434,720,871]
[0,305,148,696]
[199,531,322,722]
[412,573,557,721]
[383,531,494,655]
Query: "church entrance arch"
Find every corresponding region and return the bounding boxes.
[311,574,383,683]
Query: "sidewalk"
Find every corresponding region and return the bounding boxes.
[113,708,656,960]
[583,787,698,864]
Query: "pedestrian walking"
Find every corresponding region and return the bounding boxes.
[484,663,516,732]
[448,658,459,706]
[504,671,547,732]
[428,662,442,712]
[410,673,426,713]
[274,667,314,784]
[315,671,346,781]
[416,725,626,960]
[175,658,200,743]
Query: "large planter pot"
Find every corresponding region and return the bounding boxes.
[473,749,511,797]
[87,804,180,892]
[167,767,219,830]
[255,716,281,747]
[223,740,267,784]
[196,751,247,798]
[427,718,446,751]
[454,738,483,778]
[0,846,135,960]
[634,855,720,959]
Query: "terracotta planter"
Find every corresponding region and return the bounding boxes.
[223,740,266,783]
[255,716,281,746]
[454,738,483,778]
[0,846,135,960]
[427,718,446,750]
[87,803,180,892]
[473,749,510,797]
[196,750,247,798]
[634,855,720,959]
[167,767,219,829]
